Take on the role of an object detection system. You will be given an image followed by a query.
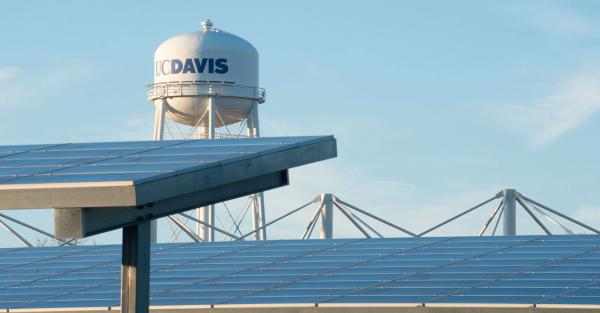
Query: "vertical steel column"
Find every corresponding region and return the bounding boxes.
[152,99,166,141]
[320,193,334,239]
[150,99,166,244]
[247,103,266,240]
[502,189,517,236]
[196,97,215,242]
[121,221,151,313]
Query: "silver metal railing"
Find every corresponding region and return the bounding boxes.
[147,81,266,103]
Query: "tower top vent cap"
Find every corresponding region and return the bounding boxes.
[201,19,213,32]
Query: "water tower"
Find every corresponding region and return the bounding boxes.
[146,19,266,243]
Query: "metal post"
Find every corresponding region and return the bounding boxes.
[520,194,600,235]
[416,194,500,237]
[479,200,503,236]
[238,200,316,241]
[247,103,266,240]
[121,221,151,313]
[150,99,166,244]
[250,195,260,240]
[502,189,517,236]
[152,100,166,141]
[320,193,333,239]
[333,201,371,238]
[301,199,324,240]
[0,218,33,247]
[197,97,215,241]
[197,207,210,241]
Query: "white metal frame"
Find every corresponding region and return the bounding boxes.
[150,96,267,243]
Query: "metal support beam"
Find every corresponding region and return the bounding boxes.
[418,194,500,237]
[479,200,503,236]
[197,97,216,242]
[320,193,334,239]
[197,206,212,241]
[301,200,324,240]
[152,99,166,141]
[239,199,316,241]
[150,99,166,244]
[516,196,551,235]
[519,196,573,234]
[520,194,600,235]
[55,171,289,239]
[0,212,66,243]
[335,197,417,237]
[491,206,504,236]
[179,213,240,240]
[334,200,383,238]
[502,189,517,236]
[0,217,32,247]
[121,221,150,313]
[167,215,201,242]
[247,103,266,240]
[333,201,371,238]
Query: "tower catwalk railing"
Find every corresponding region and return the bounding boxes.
[146,82,266,104]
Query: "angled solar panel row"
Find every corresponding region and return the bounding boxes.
[0,137,325,184]
[0,235,599,310]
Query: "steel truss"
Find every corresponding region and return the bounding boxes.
[419,189,600,236]
[2,189,599,247]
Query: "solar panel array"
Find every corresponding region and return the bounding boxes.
[0,136,325,185]
[0,235,599,310]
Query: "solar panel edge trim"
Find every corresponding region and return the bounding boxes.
[0,136,336,209]
[132,136,336,205]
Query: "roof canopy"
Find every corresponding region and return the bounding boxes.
[0,235,598,312]
[0,136,336,237]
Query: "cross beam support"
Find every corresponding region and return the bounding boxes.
[55,170,289,239]
[121,221,151,313]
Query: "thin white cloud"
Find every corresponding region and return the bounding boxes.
[0,67,20,80]
[510,3,595,37]
[109,113,154,141]
[495,69,600,146]
[0,61,96,109]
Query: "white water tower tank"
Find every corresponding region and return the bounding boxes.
[147,19,265,126]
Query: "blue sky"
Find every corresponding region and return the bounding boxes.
[1,0,600,246]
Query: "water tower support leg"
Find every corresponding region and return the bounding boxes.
[150,100,166,244]
[502,189,517,236]
[247,104,267,240]
[197,98,216,241]
[250,195,260,240]
[121,221,151,313]
[152,100,166,141]
[256,194,266,240]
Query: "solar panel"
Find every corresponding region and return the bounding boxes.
[0,136,337,238]
[0,136,329,187]
[0,235,599,310]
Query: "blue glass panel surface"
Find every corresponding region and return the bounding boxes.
[0,235,599,309]
[0,137,329,186]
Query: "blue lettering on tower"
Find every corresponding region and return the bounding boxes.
[155,58,229,76]
[194,58,208,73]
[215,58,228,74]
[182,59,195,73]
